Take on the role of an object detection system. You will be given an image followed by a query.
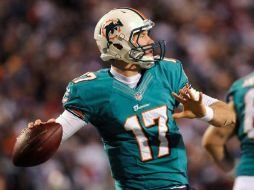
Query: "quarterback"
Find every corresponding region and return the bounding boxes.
[203,71,254,190]
[29,8,235,190]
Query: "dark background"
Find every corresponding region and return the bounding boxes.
[0,0,253,189]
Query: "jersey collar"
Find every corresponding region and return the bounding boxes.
[110,66,142,89]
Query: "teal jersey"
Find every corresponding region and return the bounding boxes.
[63,59,189,189]
[226,71,254,177]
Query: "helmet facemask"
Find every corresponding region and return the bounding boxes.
[128,20,166,69]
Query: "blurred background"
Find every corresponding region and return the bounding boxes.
[0,0,254,189]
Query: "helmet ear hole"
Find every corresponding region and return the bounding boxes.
[113,43,123,50]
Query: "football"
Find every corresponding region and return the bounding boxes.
[12,122,63,167]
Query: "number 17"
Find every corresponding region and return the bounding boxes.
[124,105,170,161]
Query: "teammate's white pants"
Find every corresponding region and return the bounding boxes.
[233,176,254,190]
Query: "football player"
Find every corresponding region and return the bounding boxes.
[202,71,254,190]
[29,8,235,190]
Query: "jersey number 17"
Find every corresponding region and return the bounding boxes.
[124,105,170,161]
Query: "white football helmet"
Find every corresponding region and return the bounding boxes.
[94,8,166,69]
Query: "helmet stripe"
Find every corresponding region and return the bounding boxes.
[118,7,147,20]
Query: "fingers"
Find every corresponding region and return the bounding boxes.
[172,92,186,104]
[186,88,195,100]
[28,119,42,129]
[28,118,56,129]
[179,89,189,100]
[198,92,203,103]
[34,119,42,125]
[172,112,185,119]
[177,88,202,102]
[47,118,56,123]
[173,110,196,119]
[28,122,34,129]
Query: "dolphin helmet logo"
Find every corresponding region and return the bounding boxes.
[101,19,123,47]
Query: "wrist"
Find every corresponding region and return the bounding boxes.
[200,106,214,122]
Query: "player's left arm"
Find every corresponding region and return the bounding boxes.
[209,101,236,128]
[172,86,236,128]
[202,104,236,172]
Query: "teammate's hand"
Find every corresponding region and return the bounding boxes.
[28,118,56,129]
[172,87,206,119]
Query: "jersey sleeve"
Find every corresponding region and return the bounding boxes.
[225,82,237,103]
[62,82,92,123]
[170,60,189,93]
[175,62,188,107]
[161,59,189,107]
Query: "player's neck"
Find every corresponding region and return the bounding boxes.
[111,60,142,77]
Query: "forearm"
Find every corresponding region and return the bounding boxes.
[172,87,236,125]
[209,101,236,128]
[202,124,236,172]
[204,144,235,172]
[56,110,87,142]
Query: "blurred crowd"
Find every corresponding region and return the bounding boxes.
[0,0,253,189]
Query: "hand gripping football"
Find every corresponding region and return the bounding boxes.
[12,122,63,167]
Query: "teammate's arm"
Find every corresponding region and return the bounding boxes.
[202,102,236,172]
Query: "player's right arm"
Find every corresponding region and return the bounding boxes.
[202,101,236,172]
[28,110,87,142]
[28,78,92,142]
